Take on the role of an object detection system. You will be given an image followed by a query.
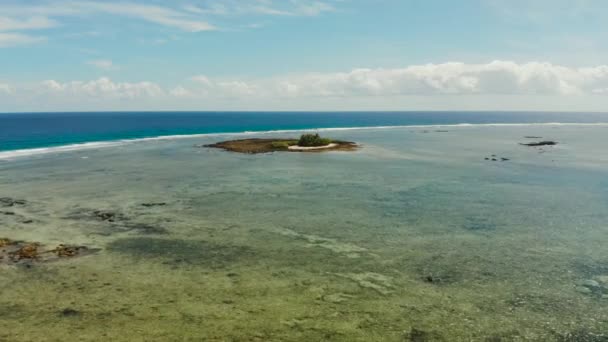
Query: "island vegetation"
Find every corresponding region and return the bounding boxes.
[297,133,332,147]
[202,133,357,154]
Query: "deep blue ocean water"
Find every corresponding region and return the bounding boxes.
[1,111,607,152]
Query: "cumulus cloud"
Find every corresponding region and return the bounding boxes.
[190,75,259,97]
[37,77,164,99]
[185,61,608,98]
[2,61,608,111]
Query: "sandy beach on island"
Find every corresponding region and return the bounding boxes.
[288,143,338,151]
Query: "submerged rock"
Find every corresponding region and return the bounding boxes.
[424,275,442,284]
[595,275,608,287]
[59,308,81,317]
[575,286,593,295]
[520,141,558,147]
[92,210,123,222]
[408,328,431,342]
[577,279,601,290]
[0,197,26,207]
[141,202,167,208]
[556,329,608,342]
[122,223,168,235]
[575,278,608,297]
[66,208,167,235]
[0,238,99,266]
[484,155,510,162]
[464,217,496,231]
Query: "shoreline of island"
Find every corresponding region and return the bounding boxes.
[202,135,358,154]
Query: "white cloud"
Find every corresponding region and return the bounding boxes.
[2,61,608,111]
[263,61,608,97]
[190,75,214,86]
[0,16,58,31]
[0,2,216,34]
[87,59,116,70]
[38,77,164,99]
[81,61,608,100]
[0,32,45,47]
[14,61,608,99]
[0,0,339,49]
[73,2,215,32]
[293,1,335,16]
[169,86,192,97]
[487,0,608,24]
[0,83,14,94]
[184,0,335,17]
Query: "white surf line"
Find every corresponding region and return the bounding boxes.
[1,122,607,161]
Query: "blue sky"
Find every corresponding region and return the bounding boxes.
[1,0,608,111]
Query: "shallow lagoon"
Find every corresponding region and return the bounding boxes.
[1,125,608,341]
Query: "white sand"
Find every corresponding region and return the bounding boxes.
[288,143,338,151]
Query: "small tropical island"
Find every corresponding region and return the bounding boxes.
[203,133,358,154]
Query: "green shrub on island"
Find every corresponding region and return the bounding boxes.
[271,141,294,149]
[298,134,332,147]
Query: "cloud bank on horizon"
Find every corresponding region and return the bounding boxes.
[1,0,607,111]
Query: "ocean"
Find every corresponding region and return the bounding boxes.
[2,111,608,153]
[1,112,608,341]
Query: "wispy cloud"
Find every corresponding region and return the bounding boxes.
[87,59,116,70]
[0,16,58,31]
[183,0,335,17]
[72,2,216,32]
[486,0,608,24]
[0,1,216,35]
[0,32,45,47]
[0,0,340,48]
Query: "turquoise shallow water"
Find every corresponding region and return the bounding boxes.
[1,125,608,341]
